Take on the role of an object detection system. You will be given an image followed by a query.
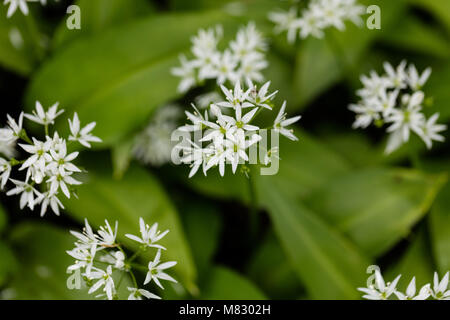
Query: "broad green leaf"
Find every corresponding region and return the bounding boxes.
[0,241,16,287]
[381,16,450,59]
[63,162,197,292]
[53,0,155,48]
[26,11,237,147]
[8,222,101,299]
[306,168,447,257]
[255,175,370,299]
[181,202,222,276]
[247,230,304,299]
[200,266,266,299]
[429,181,450,273]
[385,228,435,293]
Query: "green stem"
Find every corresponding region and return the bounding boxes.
[325,31,354,83]
[409,147,422,170]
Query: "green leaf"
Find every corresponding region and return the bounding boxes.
[429,181,450,273]
[381,16,450,59]
[53,0,155,48]
[7,222,95,299]
[255,175,370,299]
[0,241,16,287]
[200,266,266,300]
[182,202,222,276]
[63,162,197,293]
[306,168,447,257]
[247,230,304,299]
[25,11,236,147]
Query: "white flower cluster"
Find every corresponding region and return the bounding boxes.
[133,105,181,166]
[269,0,365,43]
[67,218,177,300]
[171,23,268,93]
[349,61,447,154]
[3,0,47,18]
[0,101,101,217]
[358,268,450,300]
[175,81,301,178]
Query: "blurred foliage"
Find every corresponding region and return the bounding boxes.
[0,0,449,300]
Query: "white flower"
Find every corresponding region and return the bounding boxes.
[218,81,253,110]
[6,112,23,139]
[144,250,177,289]
[357,71,391,98]
[0,158,11,189]
[224,129,261,174]
[383,61,408,89]
[385,103,425,145]
[127,287,160,300]
[46,139,80,176]
[40,191,64,217]
[408,65,432,91]
[19,138,52,184]
[125,217,168,250]
[171,55,198,93]
[213,50,238,84]
[177,140,212,178]
[177,104,208,133]
[47,171,82,199]
[430,272,450,300]
[70,218,98,249]
[97,220,118,247]
[268,8,300,43]
[348,103,381,129]
[88,266,116,300]
[394,277,430,300]
[6,179,42,210]
[67,244,97,276]
[4,0,28,18]
[68,112,102,148]
[24,101,64,126]
[99,251,125,270]
[358,269,401,300]
[297,9,325,39]
[273,101,301,141]
[417,113,447,149]
[247,80,278,110]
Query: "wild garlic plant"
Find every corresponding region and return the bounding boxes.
[3,0,47,18]
[133,104,182,166]
[358,268,450,300]
[349,61,447,154]
[174,80,301,178]
[67,218,177,300]
[269,0,365,43]
[0,101,101,217]
[171,22,268,93]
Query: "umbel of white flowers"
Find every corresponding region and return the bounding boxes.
[171,22,268,93]
[67,218,177,300]
[269,0,365,43]
[174,80,301,178]
[349,61,447,154]
[3,0,47,18]
[0,101,101,217]
[358,268,450,300]
[133,104,182,167]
